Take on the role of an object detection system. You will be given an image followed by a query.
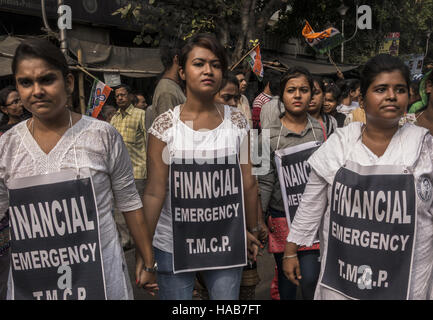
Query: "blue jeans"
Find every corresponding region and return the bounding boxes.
[154,247,243,300]
[274,252,297,300]
[297,250,320,300]
[274,250,320,300]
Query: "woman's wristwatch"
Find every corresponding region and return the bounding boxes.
[143,262,158,273]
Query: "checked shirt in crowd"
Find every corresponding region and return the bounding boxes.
[110,105,147,179]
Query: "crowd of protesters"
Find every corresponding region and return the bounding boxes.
[0,33,433,301]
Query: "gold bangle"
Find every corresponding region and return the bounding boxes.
[282,254,298,260]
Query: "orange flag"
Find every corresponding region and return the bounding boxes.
[86,80,112,118]
[246,45,264,81]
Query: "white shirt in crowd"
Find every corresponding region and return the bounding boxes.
[337,102,359,116]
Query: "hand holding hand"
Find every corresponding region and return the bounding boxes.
[136,269,159,296]
[283,255,302,286]
[135,253,159,295]
[258,223,269,244]
[247,231,263,261]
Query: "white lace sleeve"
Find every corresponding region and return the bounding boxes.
[230,107,249,132]
[229,107,250,148]
[148,110,174,143]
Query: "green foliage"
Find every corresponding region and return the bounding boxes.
[113,0,241,45]
[114,0,433,65]
[111,0,289,64]
[272,0,433,64]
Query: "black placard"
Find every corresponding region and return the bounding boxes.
[321,165,416,300]
[8,177,106,300]
[275,141,320,225]
[170,155,246,273]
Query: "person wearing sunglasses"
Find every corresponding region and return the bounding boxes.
[0,86,24,136]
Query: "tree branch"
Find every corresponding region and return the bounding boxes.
[246,0,257,41]
[233,0,253,61]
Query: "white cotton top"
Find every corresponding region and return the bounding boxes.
[287,122,433,300]
[148,104,249,253]
[0,116,143,300]
[337,103,358,116]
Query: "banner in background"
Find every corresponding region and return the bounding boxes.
[379,32,400,56]
[103,72,121,88]
[402,54,424,77]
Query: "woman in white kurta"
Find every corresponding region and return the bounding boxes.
[0,38,155,299]
[284,54,433,300]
